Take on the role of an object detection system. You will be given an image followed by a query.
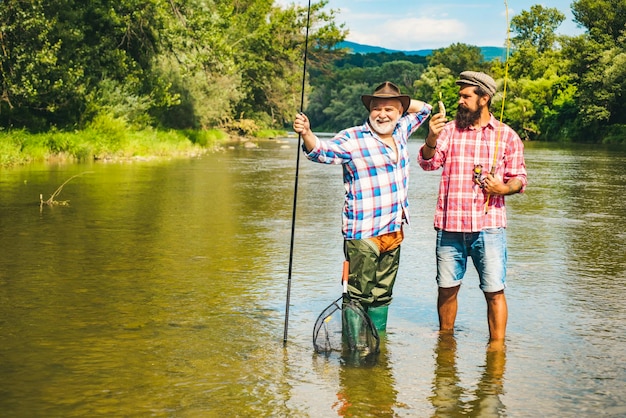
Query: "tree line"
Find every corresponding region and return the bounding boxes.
[1,0,624,144]
[0,0,344,136]
[307,1,625,143]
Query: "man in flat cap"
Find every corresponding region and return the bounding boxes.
[418,71,527,346]
[293,82,431,334]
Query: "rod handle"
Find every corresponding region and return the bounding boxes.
[342,260,349,293]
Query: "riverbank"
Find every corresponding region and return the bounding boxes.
[0,127,287,168]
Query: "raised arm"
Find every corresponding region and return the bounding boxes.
[407,99,428,113]
[421,113,447,160]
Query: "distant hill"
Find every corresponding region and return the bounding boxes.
[336,41,507,61]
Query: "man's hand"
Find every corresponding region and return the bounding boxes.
[428,112,447,138]
[483,174,522,196]
[293,113,310,136]
[421,113,447,159]
[293,112,317,152]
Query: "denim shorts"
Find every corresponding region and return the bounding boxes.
[435,228,507,293]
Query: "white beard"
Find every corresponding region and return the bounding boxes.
[369,116,398,136]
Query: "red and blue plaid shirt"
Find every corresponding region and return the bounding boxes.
[418,114,527,232]
[305,105,431,239]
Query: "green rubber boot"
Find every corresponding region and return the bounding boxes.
[367,305,389,332]
[342,307,363,350]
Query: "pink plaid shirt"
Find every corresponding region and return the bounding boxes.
[418,114,527,232]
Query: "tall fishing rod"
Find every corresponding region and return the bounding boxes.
[284,0,312,345]
[485,0,511,214]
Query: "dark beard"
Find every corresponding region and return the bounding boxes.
[455,105,482,129]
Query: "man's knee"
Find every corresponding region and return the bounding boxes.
[484,289,505,301]
[438,285,460,301]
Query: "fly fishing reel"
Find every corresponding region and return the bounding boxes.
[473,164,486,188]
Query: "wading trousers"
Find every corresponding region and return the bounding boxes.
[343,237,401,308]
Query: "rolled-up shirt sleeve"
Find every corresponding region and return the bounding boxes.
[303,132,352,165]
[503,133,527,193]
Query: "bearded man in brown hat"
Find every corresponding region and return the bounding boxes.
[419,71,528,346]
[293,82,432,333]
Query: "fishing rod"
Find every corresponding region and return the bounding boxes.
[485,0,511,214]
[284,0,312,345]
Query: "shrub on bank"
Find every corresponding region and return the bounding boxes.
[0,126,231,167]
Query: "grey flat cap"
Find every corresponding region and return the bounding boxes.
[456,71,497,97]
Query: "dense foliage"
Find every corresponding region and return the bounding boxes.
[0,0,624,143]
[309,2,625,143]
[0,0,345,134]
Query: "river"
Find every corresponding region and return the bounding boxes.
[1,138,625,417]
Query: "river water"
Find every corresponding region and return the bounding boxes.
[1,138,625,417]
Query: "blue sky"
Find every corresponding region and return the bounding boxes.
[275,1,585,50]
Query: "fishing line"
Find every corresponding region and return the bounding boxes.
[485,0,511,214]
[284,0,312,345]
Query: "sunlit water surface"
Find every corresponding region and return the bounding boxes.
[1,139,625,417]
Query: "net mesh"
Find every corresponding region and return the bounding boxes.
[312,297,343,353]
[313,295,379,356]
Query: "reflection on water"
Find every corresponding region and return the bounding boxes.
[0,140,625,416]
[333,340,397,417]
[430,334,464,416]
[430,334,506,417]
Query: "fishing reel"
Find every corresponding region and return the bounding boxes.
[473,164,486,188]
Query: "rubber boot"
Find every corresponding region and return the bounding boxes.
[342,307,363,350]
[367,305,389,332]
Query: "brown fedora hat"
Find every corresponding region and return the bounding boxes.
[361,81,411,112]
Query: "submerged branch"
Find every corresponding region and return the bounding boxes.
[40,171,94,209]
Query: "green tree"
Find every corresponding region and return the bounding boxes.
[305,60,425,132]
[322,82,370,129]
[373,61,426,95]
[507,5,568,79]
[564,0,626,142]
[0,0,345,133]
[499,74,576,141]
[510,5,565,53]
[150,0,242,130]
[0,0,84,129]
[156,0,346,132]
[413,65,456,116]
[225,0,345,129]
[501,4,581,141]
[571,0,626,42]
[0,0,174,130]
[564,34,626,141]
[427,43,488,75]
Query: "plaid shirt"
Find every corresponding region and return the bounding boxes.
[418,114,527,232]
[305,105,431,239]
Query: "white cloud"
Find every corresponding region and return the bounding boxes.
[347,17,469,51]
[266,0,582,50]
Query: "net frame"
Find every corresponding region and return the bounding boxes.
[312,262,380,355]
[312,296,343,353]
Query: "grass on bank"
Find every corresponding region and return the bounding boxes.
[0,111,291,168]
[0,126,234,167]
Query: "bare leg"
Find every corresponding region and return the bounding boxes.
[484,290,508,341]
[437,286,461,333]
